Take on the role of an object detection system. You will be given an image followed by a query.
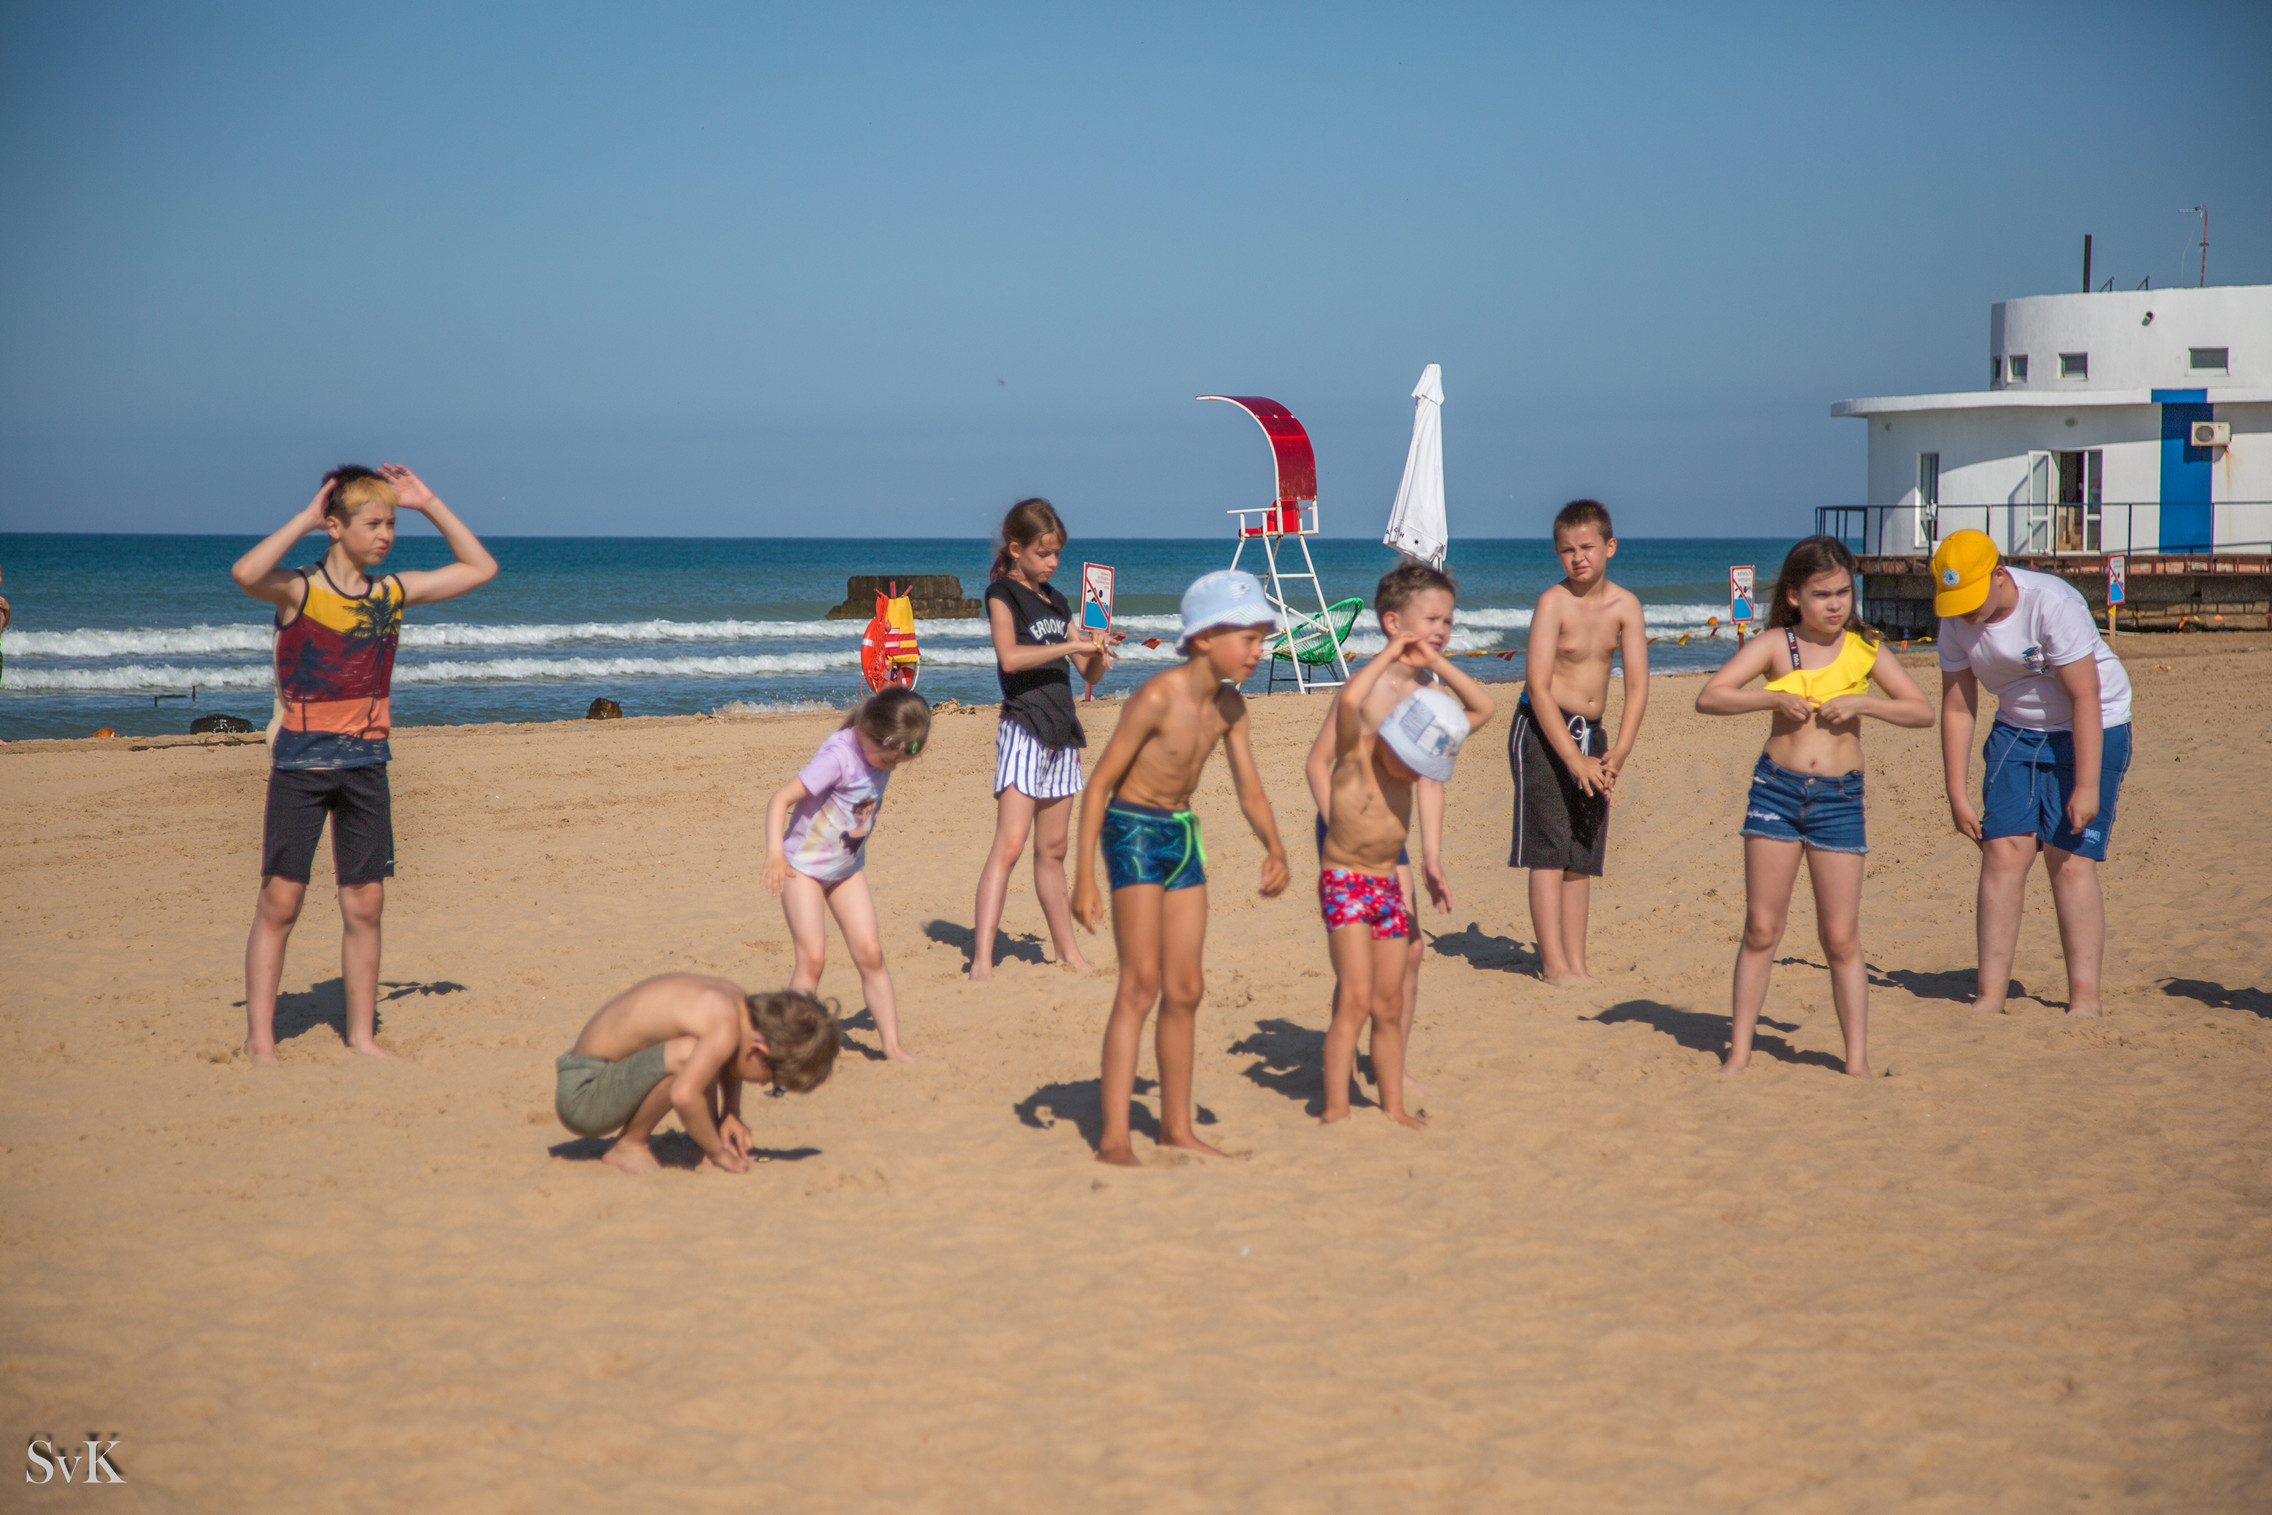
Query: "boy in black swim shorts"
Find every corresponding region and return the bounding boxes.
[1072,570,1289,1167]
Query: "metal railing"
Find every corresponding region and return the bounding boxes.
[1816,503,2272,558]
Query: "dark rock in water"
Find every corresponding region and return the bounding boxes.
[586,698,624,720]
[190,713,259,734]
[825,574,984,620]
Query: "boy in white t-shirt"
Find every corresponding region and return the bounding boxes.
[1933,530,2134,1018]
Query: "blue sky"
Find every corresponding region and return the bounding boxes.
[3,1,2266,539]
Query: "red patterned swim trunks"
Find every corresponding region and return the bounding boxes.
[1317,867,1410,940]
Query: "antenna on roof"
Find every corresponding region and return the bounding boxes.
[2181,206,2207,287]
[2082,234,2092,294]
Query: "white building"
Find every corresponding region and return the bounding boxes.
[1833,284,2271,556]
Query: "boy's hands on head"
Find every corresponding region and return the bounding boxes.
[299,479,336,530]
[378,464,437,511]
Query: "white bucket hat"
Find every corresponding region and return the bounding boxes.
[1178,569,1275,653]
[1378,686,1468,782]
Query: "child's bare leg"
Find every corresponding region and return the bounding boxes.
[1367,932,1425,1127]
[337,881,388,1058]
[242,875,306,1065]
[2042,846,2105,1017]
[1973,836,2034,1013]
[1559,873,1594,981]
[1029,795,1093,972]
[1807,848,1870,1077]
[1727,837,1802,1073]
[1322,923,1378,1122]
[781,870,831,991]
[1528,868,1574,985]
[601,1055,685,1176]
[1153,886,1223,1157]
[1098,885,1165,1166]
[1393,865,1434,1095]
[826,873,916,1061]
[970,787,1037,980]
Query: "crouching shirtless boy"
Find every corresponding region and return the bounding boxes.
[555,973,840,1175]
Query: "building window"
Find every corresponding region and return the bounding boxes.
[2190,346,2229,372]
[2008,354,2029,382]
[1917,452,1940,507]
[1990,356,2004,386]
[2059,352,2088,379]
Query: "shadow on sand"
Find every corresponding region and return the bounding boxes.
[548,1135,822,1167]
[1774,957,2027,1007]
[2162,978,2272,1019]
[835,1006,890,1063]
[1227,1016,1362,1117]
[1014,1075,1217,1147]
[235,977,467,1046]
[1428,923,1539,976]
[924,918,1050,971]
[1591,999,1847,1073]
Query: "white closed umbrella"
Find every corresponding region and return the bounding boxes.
[1382,363,1447,568]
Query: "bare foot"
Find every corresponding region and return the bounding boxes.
[968,962,994,983]
[1720,1053,1750,1075]
[882,1045,921,1064]
[1971,993,2007,1015]
[242,1039,279,1067]
[2064,1000,2102,1019]
[1544,972,1591,989]
[1161,1131,1229,1159]
[1843,1060,1871,1079]
[1096,1143,1141,1168]
[1387,1109,1427,1130]
[1402,1071,1439,1098]
[1319,1106,1352,1125]
[347,1039,392,1060]
[1057,952,1095,973]
[601,1140,662,1176]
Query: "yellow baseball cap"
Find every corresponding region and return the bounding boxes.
[1930,529,1999,617]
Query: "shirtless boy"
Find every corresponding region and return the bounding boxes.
[555,973,840,1176]
[1511,499,1650,986]
[1319,633,1495,1126]
[1072,569,1291,1167]
[1304,562,1458,1098]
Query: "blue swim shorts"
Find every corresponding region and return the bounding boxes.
[1101,800,1206,892]
[1980,720,2132,861]
[1738,754,1868,854]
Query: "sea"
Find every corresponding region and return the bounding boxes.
[0,534,1796,742]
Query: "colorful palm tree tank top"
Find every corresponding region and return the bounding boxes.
[272,564,405,770]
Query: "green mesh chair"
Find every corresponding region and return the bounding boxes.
[1267,596,1365,693]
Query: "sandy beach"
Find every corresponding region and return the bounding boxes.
[3,642,2268,1513]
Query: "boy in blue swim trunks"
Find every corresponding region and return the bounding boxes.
[1072,570,1290,1167]
[1318,631,1495,1126]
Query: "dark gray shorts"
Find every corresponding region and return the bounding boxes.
[1508,700,1609,877]
[554,1043,672,1137]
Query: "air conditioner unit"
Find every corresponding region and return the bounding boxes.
[2191,421,2230,447]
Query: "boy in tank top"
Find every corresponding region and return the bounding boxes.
[228,465,497,1064]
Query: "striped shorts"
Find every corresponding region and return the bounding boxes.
[994,718,1086,800]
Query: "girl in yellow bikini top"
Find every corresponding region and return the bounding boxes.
[1764,627,1876,703]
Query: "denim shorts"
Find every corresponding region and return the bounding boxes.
[1738,754,1867,853]
[1980,720,2132,862]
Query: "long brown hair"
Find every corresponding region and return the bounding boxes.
[989,497,1066,582]
[1768,534,1879,644]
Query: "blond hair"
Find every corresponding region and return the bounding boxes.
[323,464,398,523]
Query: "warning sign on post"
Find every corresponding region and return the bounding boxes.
[1729,565,1756,626]
[1080,562,1115,632]
[2107,554,2127,605]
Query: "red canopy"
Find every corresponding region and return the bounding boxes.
[1198,395,1317,504]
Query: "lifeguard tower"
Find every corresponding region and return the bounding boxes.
[1199,394,1361,692]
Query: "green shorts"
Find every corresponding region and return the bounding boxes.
[554,1042,672,1138]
